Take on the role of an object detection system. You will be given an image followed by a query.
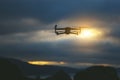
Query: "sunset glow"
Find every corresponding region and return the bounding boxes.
[28,61,65,65]
[79,28,102,39]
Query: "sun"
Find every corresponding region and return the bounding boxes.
[80,29,93,38]
[79,28,101,39]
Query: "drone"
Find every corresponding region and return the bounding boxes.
[55,25,81,35]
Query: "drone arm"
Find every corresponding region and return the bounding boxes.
[55,31,65,35]
[55,25,66,30]
[70,27,81,30]
[56,28,66,30]
[70,30,81,35]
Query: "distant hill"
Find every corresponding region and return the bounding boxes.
[116,68,120,77]
[0,57,79,77]
[0,57,119,80]
[74,66,119,80]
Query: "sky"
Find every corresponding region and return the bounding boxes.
[0,0,120,68]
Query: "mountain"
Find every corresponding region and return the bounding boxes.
[74,66,119,80]
[0,57,25,80]
[116,68,120,77]
[0,57,79,77]
[1,57,119,80]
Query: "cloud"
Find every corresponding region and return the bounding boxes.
[0,0,120,35]
[0,0,120,67]
[0,30,120,67]
[0,18,45,35]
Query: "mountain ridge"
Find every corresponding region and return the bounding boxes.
[0,57,79,77]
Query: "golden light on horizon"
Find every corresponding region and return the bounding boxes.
[28,61,65,65]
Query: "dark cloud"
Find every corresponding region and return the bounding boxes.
[0,0,120,35]
[0,0,119,21]
[107,26,120,39]
[0,37,120,66]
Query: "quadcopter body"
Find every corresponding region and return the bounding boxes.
[55,25,81,35]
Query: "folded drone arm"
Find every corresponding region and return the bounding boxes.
[70,27,81,30]
[55,28,66,30]
[55,25,65,30]
[55,31,65,35]
[70,31,80,35]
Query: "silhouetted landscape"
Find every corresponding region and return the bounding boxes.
[0,57,120,80]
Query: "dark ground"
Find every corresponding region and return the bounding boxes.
[0,57,119,80]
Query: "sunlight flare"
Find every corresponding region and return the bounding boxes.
[79,28,102,39]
